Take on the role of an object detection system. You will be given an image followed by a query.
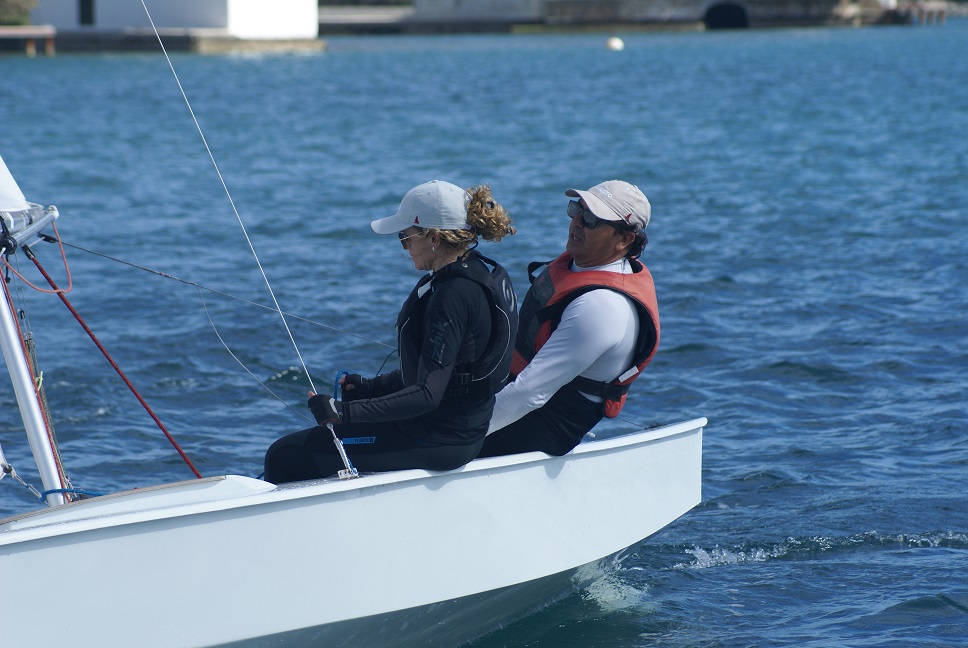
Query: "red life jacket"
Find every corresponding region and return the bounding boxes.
[511,252,660,418]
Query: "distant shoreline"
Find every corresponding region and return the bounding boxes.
[1,2,961,56]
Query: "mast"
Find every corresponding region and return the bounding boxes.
[0,154,66,506]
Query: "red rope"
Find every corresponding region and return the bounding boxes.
[26,251,202,479]
[0,221,73,294]
[1,276,70,495]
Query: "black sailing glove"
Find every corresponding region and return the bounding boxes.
[308,394,343,425]
[340,374,372,401]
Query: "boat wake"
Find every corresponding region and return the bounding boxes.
[677,530,968,569]
[581,570,654,614]
[565,550,654,615]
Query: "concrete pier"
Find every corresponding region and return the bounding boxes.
[45,29,325,54]
[0,25,56,56]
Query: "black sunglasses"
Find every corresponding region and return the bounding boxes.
[567,200,632,231]
[398,230,422,249]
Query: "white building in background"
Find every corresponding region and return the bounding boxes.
[31,0,319,39]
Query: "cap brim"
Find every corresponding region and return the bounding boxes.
[370,213,412,235]
[565,188,623,222]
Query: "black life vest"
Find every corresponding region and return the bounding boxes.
[396,250,517,400]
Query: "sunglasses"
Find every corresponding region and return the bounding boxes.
[398,230,422,249]
[567,200,632,231]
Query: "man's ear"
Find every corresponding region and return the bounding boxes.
[617,229,636,252]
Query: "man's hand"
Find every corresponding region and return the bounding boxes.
[308,391,342,425]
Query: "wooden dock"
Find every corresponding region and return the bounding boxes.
[0,25,56,56]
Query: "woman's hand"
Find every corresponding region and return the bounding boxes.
[307,391,342,424]
[340,373,371,401]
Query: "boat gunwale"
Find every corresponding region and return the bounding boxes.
[0,417,705,541]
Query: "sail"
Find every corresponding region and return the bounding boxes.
[0,154,30,213]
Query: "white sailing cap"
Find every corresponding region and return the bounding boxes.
[565,180,651,229]
[371,180,471,235]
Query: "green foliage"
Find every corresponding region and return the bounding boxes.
[0,0,36,26]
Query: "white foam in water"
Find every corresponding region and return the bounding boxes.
[679,545,779,569]
[678,531,968,572]
[573,559,655,614]
[582,572,655,614]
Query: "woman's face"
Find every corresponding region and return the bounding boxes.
[399,227,436,271]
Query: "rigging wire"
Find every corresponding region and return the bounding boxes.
[38,227,660,434]
[29,233,393,419]
[37,233,394,350]
[196,285,312,423]
[0,460,44,500]
[1,222,72,294]
[142,1,360,478]
[1,249,73,493]
[24,247,203,479]
[141,1,317,395]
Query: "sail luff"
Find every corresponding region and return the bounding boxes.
[0,154,30,212]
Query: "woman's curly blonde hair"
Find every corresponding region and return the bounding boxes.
[422,185,515,254]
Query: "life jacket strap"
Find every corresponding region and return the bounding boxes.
[445,371,493,399]
[526,260,551,284]
[569,375,630,402]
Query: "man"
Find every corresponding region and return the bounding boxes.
[477,180,659,457]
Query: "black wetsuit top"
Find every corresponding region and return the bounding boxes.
[264,253,517,482]
[341,253,499,445]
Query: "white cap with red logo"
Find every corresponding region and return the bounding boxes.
[565,180,650,229]
[371,180,470,235]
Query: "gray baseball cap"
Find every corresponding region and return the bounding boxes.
[565,180,651,229]
[371,180,470,235]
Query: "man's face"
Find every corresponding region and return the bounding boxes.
[565,200,632,267]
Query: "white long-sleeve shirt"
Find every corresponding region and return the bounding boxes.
[487,258,640,434]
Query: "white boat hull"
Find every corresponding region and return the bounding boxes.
[216,554,613,648]
[0,418,704,648]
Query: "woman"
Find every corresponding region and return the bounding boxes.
[264,180,517,483]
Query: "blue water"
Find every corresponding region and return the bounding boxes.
[2,20,967,647]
